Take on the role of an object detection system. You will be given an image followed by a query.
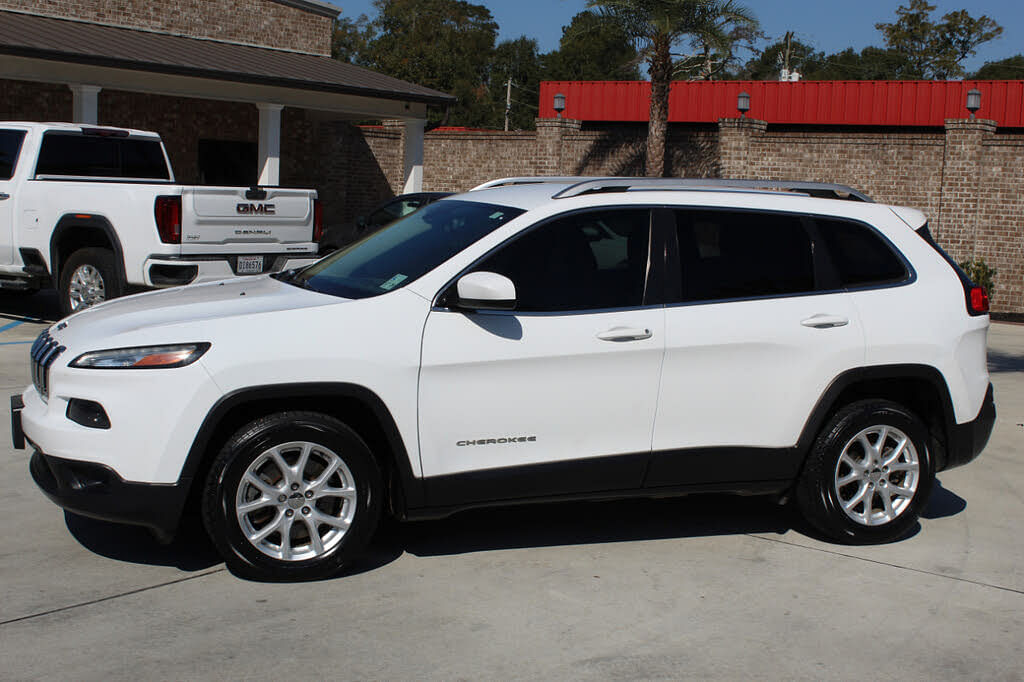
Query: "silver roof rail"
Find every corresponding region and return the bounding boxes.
[550,177,873,202]
[470,176,601,191]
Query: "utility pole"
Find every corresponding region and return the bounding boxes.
[783,31,793,75]
[504,78,512,132]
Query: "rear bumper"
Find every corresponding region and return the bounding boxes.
[943,383,996,471]
[142,254,319,287]
[29,449,190,542]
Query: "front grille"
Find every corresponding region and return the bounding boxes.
[30,330,65,400]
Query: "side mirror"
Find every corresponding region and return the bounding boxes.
[456,271,516,311]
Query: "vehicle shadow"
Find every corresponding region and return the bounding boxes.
[988,349,1024,374]
[0,290,60,324]
[64,483,969,579]
[386,493,799,558]
[921,479,967,520]
[65,512,222,572]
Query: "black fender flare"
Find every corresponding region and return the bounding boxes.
[50,214,127,286]
[179,383,425,515]
[795,363,956,468]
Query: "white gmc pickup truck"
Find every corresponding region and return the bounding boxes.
[0,122,322,314]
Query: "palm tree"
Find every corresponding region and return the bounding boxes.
[587,0,759,177]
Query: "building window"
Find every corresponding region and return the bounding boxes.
[198,139,257,186]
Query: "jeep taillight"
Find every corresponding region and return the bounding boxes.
[313,199,324,242]
[969,286,990,315]
[154,196,181,244]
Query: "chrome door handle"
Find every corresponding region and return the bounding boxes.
[801,314,849,329]
[597,327,653,342]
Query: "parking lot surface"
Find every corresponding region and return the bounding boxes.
[0,292,1021,680]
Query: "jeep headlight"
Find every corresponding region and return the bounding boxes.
[70,343,210,369]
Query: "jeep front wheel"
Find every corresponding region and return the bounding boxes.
[202,411,383,581]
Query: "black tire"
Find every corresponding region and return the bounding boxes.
[796,400,935,544]
[202,411,383,581]
[58,247,123,316]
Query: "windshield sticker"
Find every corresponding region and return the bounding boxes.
[379,274,409,291]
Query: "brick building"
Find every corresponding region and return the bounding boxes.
[0,0,454,230]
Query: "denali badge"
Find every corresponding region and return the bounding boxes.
[457,436,537,447]
[237,203,276,215]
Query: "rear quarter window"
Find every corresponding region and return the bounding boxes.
[814,217,909,287]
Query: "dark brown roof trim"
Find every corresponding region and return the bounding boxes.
[0,43,455,105]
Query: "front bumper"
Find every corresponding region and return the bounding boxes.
[943,383,996,471]
[13,391,195,542]
[28,448,189,543]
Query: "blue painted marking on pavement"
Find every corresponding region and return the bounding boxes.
[0,341,32,346]
[0,320,26,334]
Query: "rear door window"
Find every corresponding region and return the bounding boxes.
[673,209,815,303]
[35,133,169,180]
[0,130,27,180]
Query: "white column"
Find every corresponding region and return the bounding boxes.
[257,103,283,186]
[403,119,425,193]
[69,84,102,125]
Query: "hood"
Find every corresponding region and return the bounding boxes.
[52,276,343,347]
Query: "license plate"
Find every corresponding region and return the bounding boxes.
[237,255,264,274]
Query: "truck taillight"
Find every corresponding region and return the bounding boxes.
[154,196,181,244]
[969,286,990,315]
[313,199,324,242]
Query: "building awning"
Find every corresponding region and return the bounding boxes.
[0,10,455,108]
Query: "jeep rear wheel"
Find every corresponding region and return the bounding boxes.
[202,411,383,581]
[796,400,935,544]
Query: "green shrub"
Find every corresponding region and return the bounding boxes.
[959,258,997,296]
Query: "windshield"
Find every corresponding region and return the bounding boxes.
[281,199,525,299]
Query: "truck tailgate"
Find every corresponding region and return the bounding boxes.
[181,186,315,246]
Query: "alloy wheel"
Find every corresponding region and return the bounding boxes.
[235,441,357,561]
[833,425,920,526]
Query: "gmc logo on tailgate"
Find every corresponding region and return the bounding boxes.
[237,203,276,215]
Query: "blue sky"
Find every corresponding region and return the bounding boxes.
[327,0,1023,72]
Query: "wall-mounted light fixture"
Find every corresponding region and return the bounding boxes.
[553,93,566,119]
[737,91,751,119]
[966,89,982,120]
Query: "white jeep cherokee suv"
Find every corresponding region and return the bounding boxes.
[13,177,996,581]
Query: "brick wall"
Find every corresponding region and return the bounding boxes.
[972,131,1024,313]
[424,129,538,191]
[2,0,333,55]
[0,78,71,120]
[359,115,1022,312]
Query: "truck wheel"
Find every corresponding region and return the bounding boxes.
[796,400,934,544]
[202,411,383,581]
[59,248,123,316]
